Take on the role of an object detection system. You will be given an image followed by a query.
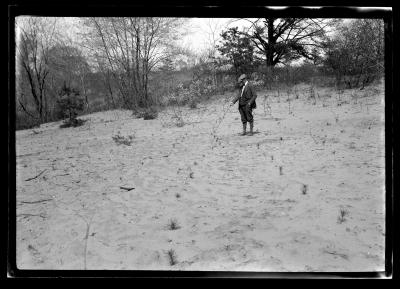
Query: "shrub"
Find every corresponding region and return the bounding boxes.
[167,219,180,230]
[143,108,158,120]
[337,208,349,224]
[60,118,87,128]
[56,83,85,128]
[15,112,41,130]
[189,99,198,109]
[166,249,178,266]
[112,133,134,146]
[135,107,158,120]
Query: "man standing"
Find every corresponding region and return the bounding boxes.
[230,74,257,136]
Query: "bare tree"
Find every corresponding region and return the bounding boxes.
[236,18,337,67]
[82,17,188,110]
[16,17,59,123]
[201,19,225,86]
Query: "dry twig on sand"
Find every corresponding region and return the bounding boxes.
[17,213,46,220]
[24,169,47,181]
[322,249,349,260]
[20,199,53,204]
[119,186,135,191]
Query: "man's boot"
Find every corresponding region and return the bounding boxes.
[241,123,247,136]
[248,122,254,136]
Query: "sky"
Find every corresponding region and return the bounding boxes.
[180,18,250,54]
[15,16,361,70]
[16,17,341,56]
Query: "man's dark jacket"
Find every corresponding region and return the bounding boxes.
[232,82,257,109]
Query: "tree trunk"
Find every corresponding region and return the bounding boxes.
[266,18,275,67]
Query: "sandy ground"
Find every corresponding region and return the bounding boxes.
[15,82,386,271]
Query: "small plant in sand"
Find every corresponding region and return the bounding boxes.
[189,99,198,109]
[279,166,283,175]
[112,133,134,146]
[302,184,308,195]
[57,83,87,128]
[336,87,344,106]
[175,193,181,199]
[308,84,316,105]
[142,107,158,120]
[174,115,185,127]
[167,219,181,230]
[294,87,299,99]
[166,249,178,266]
[337,208,349,224]
[263,94,273,117]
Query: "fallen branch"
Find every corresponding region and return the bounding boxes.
[20,198,53,204]
[17,213,46,220]
[83,220,91,270]
[322,249,349,260]
[120,186,135,191]
[24,169,46,181]
[55,173,70,177]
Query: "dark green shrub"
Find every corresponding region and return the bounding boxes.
[136,107,158,120]
[56,83,86,128]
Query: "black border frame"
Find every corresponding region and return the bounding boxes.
[7,3,395,279]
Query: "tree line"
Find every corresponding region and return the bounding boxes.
[15,17,384,129]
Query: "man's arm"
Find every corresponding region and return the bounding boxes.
[247,85,257,106]
[231,91,240,105]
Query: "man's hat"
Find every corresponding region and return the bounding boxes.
[238,74,246,82]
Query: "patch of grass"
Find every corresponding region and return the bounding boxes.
[112,134,134,146]
[302,184,308,195]
[189,99,198,109]
[59,118,87,128]
[166,249,178,266]
[279,166,283,175]
[143,109,158,120]
[136,107,158,120]
[167,219,181,230]
[175,117,185,127]
[337,208,349,224]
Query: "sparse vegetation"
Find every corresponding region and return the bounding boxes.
[112,133,134,146]
[302,184,308,195]
[137,107,158,120]
[15,16,386,272]
[57,83,86,128]
[167,219,181,230]
[166,249,178,266]
[337,208,349,224]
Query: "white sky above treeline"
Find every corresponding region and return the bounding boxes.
[15,16,375,70]
[16,17,257,54]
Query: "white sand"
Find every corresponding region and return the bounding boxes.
[15,83,386,271]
